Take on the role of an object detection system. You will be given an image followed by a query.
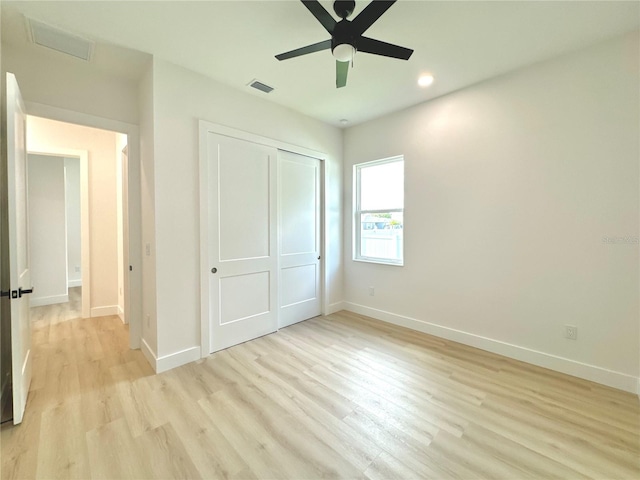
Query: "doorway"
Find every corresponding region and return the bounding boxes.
[2,77,141,425]
[22,103,142,349]
[26,117,128,331]
[25,151,90,319]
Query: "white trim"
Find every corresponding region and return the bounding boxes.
[30,294,69,307]
[344,302,639,394]
[326,301,345,315]
[67,279,82,288]
[80,152,90,319]
[26,101,142,349]
[198,120,330,358]
[198,122,209,358]
[141,338,157,372]
[156,346,201,374]
[90,305,119,318]
[117,305,125,324]
[198,122,327,160]
[25,102,136,134]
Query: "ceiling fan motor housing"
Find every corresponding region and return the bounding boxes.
[333,0,356,19]
[331,19,357,59]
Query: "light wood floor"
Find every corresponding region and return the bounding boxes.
[1,299,639,479]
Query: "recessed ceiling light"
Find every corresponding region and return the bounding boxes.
[418,74,435,88]
[339,119,349,125]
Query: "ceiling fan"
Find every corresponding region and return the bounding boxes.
[275,0,414,88]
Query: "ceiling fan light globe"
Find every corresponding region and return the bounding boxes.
[332,43,355,62]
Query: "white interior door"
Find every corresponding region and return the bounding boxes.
[5,73,32,424]
[278,151,321,328]
[208,133,278,353]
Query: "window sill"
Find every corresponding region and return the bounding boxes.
[353,257,404,267]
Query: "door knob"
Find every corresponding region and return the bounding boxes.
[211,267,217,274]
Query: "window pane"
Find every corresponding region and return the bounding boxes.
[360,161,404,211]
[360,212,403,261]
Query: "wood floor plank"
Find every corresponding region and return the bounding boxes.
[2,291,638,479]
[136,423,202,480]
[35,399,90,479]
[0,404,42,480]
[115,374,166,437]
[154,374,250,479]
[78,359,125,432]
[85,418,153,480]
[222,348,381,472]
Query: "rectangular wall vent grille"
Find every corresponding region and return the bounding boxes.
[248,80,274,94]
[28,19,94,61]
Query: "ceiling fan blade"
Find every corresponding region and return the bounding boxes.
[275,39,332,61]
[336,60,349,88]
[357,36,413,60]
[351,0,396,36]
[302,0,337,34]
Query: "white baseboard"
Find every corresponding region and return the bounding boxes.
[67,279,82,288]
[156,346,202,374]
[141,338,157,372]
[117,305,126,324]
[90,305,119,318]
[343,302,639,395]
[30,294,69,307]
[326,301,345,315]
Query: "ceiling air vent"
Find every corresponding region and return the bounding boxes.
[27,18,94,61]
[247,79,274,94]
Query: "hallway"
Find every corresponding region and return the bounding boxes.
[1,288,152,478]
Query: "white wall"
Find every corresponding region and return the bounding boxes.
[64,157,82,287]
[138,62,158,356]
[1,43,139,125]
[148,59,343,362]
[343,32,640,392]
[27,154,68,306]
[27,116,120,316]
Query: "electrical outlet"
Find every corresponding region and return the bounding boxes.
[369,286,375,296]
[564,325,578,340]
[74,265,80,273]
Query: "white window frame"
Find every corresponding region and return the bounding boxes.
[353,156,404,266]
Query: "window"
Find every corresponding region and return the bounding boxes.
[354,156,404,265]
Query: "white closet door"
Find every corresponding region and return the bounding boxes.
[207,133,278,353]
[278,150,321,328]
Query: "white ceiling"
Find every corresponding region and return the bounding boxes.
[2,1,639,127]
